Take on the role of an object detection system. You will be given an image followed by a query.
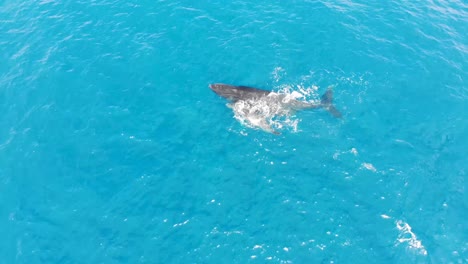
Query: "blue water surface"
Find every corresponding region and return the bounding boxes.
[1,0,467,263]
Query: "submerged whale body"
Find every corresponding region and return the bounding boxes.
[209,83,342,134]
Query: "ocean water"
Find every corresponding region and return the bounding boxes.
[1,0,467,263]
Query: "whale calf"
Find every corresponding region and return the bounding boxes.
[209,83,342,134]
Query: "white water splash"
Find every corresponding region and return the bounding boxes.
[228,86,319,134]
[395,220,427,256]
[272,66,286,82]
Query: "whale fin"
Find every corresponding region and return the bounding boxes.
[320,87,342,118]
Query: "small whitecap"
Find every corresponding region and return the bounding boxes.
[362,163,377,172]
[395,220,427,255]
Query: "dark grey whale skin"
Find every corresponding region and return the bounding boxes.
[209,83,342,118]
[209,84,271,102]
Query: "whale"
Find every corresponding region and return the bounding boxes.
[209,83,342,134]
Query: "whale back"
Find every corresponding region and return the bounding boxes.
[210,84,271,101]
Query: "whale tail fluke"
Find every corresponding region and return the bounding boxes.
[320,88,342,118]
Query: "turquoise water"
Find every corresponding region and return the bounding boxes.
[1,0,467,263]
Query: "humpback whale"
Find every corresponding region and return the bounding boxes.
[209,83,342,134]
